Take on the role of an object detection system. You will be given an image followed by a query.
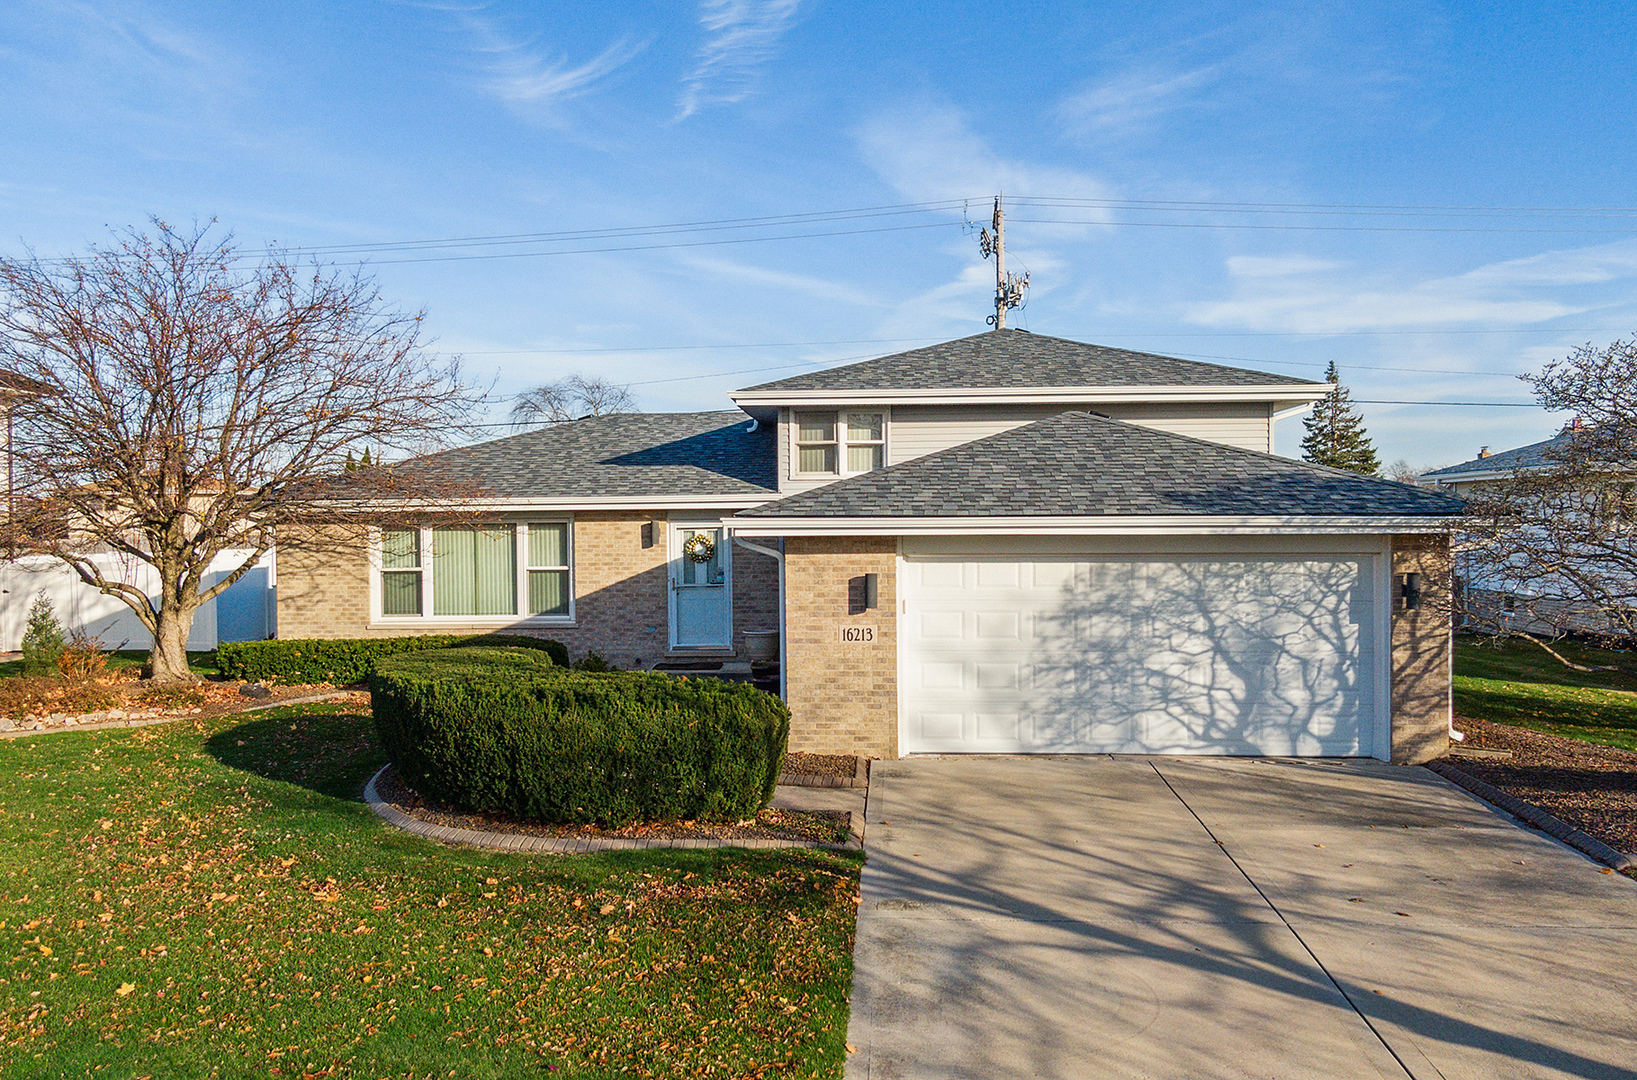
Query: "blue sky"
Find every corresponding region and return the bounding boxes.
[4,1,1637,468]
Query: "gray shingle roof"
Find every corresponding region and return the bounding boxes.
[738,412,1462,519]
[410,412,776,499]
[1420,432,1572,480]
[735,329,1321,393]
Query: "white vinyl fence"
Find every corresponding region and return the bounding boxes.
[0,549,275,653]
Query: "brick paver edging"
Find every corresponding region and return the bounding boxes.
[1427,759,1636,872]
[779,756,869,789]
[363,766,863,854]
[0,690,357,741]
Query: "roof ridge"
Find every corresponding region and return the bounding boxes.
[733,330,1323,395]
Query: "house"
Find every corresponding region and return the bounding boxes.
[1422,425,1627,639]
[276,330,1463,763]
[1419,429,1579,497]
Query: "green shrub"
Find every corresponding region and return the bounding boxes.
[370,647,790,826]
[215,634,568,685]
[20,594,66,677]
[573,651,614,672]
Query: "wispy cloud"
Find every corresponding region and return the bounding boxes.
[1059,63,1223,134]
[674,254,883,308]
[1183,243,1637,333]
[677,0,802,119]
[458,12,647,117]
[858,102,1114,207]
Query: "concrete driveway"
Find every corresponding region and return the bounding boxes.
[845,757,1637,1080]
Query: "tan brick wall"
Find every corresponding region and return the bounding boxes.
[783,536,898,758]
[1390,532,1452,764]
[275,512,777,668]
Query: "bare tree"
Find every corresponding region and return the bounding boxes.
[0,221,481,682]
[509,374,637,427]
[1384,458,1420,484]
[1456,337,1637,655]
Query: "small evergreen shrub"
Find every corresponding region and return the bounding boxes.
[19,594,66,676]
[370,648,790,826]
[215,634,568,685]
[573,651,614,672]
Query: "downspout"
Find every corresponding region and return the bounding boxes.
[733,535,786,702]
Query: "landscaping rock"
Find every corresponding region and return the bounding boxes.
[238,683,273,699]
[0,719,13,731]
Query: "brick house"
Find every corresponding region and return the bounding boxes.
[277,330,1462,763]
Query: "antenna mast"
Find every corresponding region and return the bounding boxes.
[978,193,1029,329]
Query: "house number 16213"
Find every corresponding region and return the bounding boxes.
[839,625,876,644]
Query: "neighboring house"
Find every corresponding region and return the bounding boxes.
[277,330,1463,763]
[1419,431,1577,497]
[1421,427,1622,638]
[0,369,276,652]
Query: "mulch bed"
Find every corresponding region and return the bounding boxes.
[1446,716,1637,856]
[375,766,852,844]
[782,752,858,779]
[0,677,358,734]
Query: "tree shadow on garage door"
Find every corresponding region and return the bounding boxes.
[1022,556,1380,755]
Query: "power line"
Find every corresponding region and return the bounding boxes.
[1010,195,1637,220]
[1355,399,1538,407]
[285,200,972,257]
[1009,216,1637,236]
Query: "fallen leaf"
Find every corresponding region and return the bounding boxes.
[846,1043,857,1054]
[115,983,136,997]
[599,903,616,915]
[1601,868,1615,874]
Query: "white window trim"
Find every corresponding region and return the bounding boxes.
[369,517,577,627]
[790,406,891,479]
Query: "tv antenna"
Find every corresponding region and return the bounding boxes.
[978,194,1029,329]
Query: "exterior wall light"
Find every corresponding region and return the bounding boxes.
[1401,572,1423,610]
[863,573,879,610]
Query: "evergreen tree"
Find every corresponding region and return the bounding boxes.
[1301,361,1380,475]
[20,593,66,676]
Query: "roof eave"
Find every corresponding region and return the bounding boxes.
[728,514,1460,537]
[318,494,777,512]
[728,384,1331,408]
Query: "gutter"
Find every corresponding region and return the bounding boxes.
[732,536,786,702]
[728,514,1463,538]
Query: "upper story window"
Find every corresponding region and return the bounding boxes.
[376,520,573,622]
[793,410,886,477]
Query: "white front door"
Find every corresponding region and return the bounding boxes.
[669,524,732,649]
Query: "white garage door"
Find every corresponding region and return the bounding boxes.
[901,554,1385,757]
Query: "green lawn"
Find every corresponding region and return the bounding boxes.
[0,650,219,680]
[1454,635,1637,753]
[0,705,861,1079]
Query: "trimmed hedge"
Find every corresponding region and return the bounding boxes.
[370,647,790,826]
[216,634,568,685]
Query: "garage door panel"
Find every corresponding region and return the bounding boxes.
[902,555,1382,757]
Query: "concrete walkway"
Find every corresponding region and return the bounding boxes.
[846,757,1637,1080]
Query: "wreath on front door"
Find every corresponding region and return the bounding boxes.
[682,533,717,563]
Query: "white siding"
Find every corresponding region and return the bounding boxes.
[886,402,1274,465]
[774,401,1278,492]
